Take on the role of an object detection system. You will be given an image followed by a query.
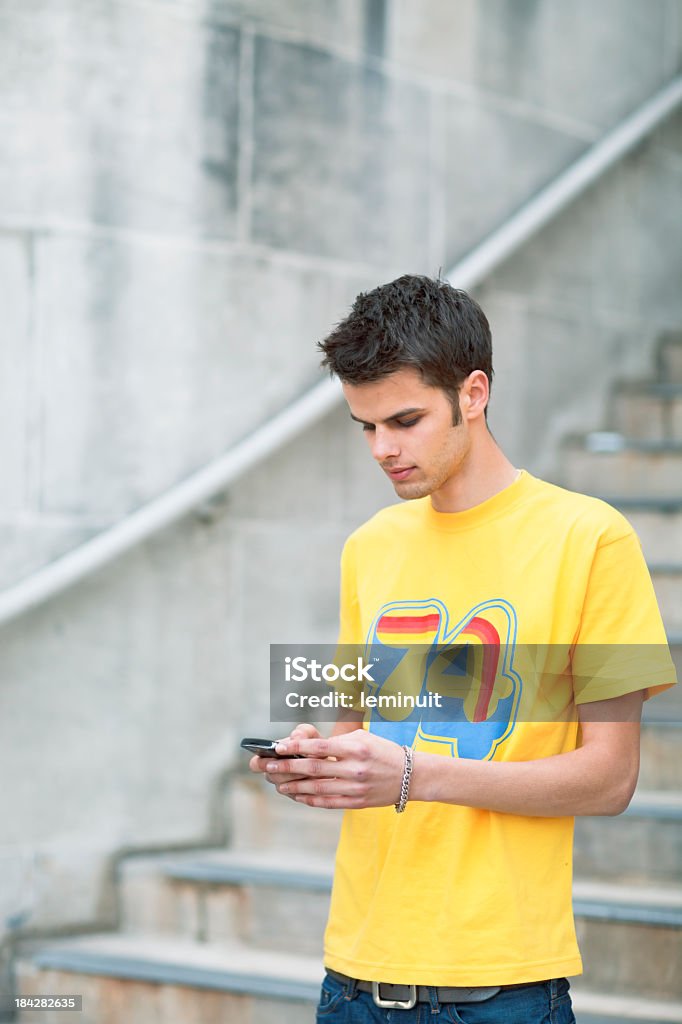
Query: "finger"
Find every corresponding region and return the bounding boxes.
[278,779,361,798]
[275,736,342,759]
[265,771,309,785]
[290,723,320,740]
[265,757,350,779]
[294,794,366,809]
[273,779,320,798]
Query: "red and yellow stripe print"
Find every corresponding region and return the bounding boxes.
[376,611,441,641]
[457,615,500,722]
[375,612,499,722]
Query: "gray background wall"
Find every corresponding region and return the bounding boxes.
[1,0,681,937]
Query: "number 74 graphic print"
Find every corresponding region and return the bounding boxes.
[364,599,522,761]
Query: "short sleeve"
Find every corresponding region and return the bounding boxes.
[332,536,365,713]
[571,528,677,704]
[338,535,362,645]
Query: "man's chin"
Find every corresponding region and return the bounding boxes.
[391,478,433,500]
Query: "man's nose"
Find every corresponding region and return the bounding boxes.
[370,428,400,462]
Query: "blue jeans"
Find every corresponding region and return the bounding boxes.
[316,972,576,1023]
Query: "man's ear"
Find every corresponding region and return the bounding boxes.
[462,370,489,420]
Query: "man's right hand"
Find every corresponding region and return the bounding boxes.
[249,723,322,792]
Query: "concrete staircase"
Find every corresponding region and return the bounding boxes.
[13,779,342,1024]
[11,332,682,1023]
[559,329,682,1023]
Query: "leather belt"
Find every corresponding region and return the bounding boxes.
[326,967,546,1008]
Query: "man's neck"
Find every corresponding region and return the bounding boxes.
[430,440,520,514]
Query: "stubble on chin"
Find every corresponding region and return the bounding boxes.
[391,477,434,500]
[391,455,459,501]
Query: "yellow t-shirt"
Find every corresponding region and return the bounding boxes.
[323,470,676,986]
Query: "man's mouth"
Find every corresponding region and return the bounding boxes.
[385,466,416,481]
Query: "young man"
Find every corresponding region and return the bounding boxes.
[250,276,676,1023]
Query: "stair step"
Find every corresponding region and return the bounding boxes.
[658,333,682,383]
[627,791,682,816]
[639,722,682,789]
[573,879,682,927]
[119,848,333,956]
[641,674,681,724]
[162,848,333,890]
[15,930,682,1023]
[598,496,682,513]
[562,441,682,498]
[608,382,682,443]
[574,791,682,884]
[623,509,682,563]
[649,565,682,631]
[121,845,682,959]
[585,436,682,452]
[229,772,342,854]
[573,879,682,1000]
[572,989,682,1023]
[125,849,682,910]
[16,934,322,1024]
[576,922,680,1001]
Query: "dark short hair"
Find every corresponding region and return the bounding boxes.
[318,275,493,423]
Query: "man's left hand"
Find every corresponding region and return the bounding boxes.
[264,730,407,809]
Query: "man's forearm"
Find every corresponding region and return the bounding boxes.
[270,700,641,815]
[410,743,634,817]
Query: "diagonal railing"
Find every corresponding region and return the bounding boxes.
[1,75,681,629]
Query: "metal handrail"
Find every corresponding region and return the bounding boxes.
[1,75,681,629]
[450,76,682,287]
[0,379,342,626]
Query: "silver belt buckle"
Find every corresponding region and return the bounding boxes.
[371,981,417,1009]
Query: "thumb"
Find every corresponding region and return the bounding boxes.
[289,722,321,740]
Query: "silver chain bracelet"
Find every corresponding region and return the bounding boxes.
[394,744,414,813]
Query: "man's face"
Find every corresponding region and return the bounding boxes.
[342,367,471,501]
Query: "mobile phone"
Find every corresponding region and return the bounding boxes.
[240,737,303,758]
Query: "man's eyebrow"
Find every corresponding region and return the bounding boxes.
[349,407,425,425]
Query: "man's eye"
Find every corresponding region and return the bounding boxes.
[361,419,419,431]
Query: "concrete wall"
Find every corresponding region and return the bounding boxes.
[1,0,681,937]
[481,105,682,471]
